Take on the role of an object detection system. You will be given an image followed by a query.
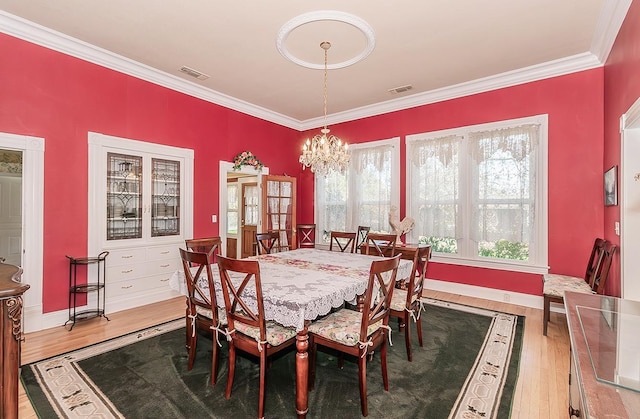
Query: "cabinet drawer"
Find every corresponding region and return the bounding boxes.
[148,258,179,276]
[146,244,181,261]
[107,263,149,282]
[106,274,173,299]
[141,274,174,291]
[106,248,147,267]
[106,277,145,298]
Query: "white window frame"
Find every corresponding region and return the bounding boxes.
[406,115,548,274]
[315,137,401,245]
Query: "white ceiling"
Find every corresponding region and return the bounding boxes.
[0,1,631,130]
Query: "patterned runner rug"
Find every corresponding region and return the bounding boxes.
[21,299,523,418]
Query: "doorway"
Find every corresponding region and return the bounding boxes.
[218,161,268,259]
[0,149,22,267]
[621,97,640,301]
[0,132,44,332]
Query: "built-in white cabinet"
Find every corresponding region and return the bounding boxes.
[88,132,193,313]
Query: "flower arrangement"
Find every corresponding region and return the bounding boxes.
[232,151,263,171]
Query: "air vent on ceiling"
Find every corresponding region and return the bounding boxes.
[388,85,413,94]
[179,66,210,81]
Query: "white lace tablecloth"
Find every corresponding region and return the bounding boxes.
[169,248,412,331]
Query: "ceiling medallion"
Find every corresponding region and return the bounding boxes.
[276,10,376,70]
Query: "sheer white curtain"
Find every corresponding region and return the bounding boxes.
[347,143,394,232]
[406,115,547,268]
[468,124,538,246]
[315,138,399,242]
[408,135,463,246]
[315,170,348,241]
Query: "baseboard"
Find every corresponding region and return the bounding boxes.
[24,289,182,333]
[424,278,563,313]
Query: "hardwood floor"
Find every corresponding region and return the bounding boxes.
[18,292,570,418]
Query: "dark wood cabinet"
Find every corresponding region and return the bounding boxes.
[0,262,29,419]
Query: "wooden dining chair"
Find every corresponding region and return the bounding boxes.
[329,231,357,253]
[355,226,371,253]
[179,248,227,386]
[185,237,222,265]
[297,224,316,248]
[363,232,397,257]
[216,255,297,419]
[308,254,401,417]
[542,239,617,335]
[389,245,431,361]
[255,231,280,255]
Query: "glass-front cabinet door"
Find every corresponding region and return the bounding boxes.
[107,153,143,240]
[104,150,184,242]
[151,158,180,237]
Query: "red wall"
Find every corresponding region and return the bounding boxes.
[0,33,302,312]
[3,19,625,308]
[603,0,640,297]
[299,70,606,296]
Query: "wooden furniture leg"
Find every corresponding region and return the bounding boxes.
[296,328,309,418]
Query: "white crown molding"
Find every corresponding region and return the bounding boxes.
[0,5,627,133]
[304,52,602,130]
[0,11,303,131]
[590,0,633,63]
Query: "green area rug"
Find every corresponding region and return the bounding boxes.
[21,299,524,418]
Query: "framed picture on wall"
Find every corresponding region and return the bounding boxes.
[604,166,618,206]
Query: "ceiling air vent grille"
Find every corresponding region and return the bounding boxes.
[179,66,210,81]
[388,85,413,94]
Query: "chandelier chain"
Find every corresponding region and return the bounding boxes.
[323,43,328,130]
[299,41,350,177]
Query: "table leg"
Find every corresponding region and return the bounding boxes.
[295,328,309,418]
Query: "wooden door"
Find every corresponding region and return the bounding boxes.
[261,175,296,252]
[240,182,258,258]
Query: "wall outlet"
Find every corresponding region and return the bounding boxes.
[212,214,217,223]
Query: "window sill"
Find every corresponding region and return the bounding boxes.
[430,254,548,275]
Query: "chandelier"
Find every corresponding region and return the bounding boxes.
[299,41,350,176]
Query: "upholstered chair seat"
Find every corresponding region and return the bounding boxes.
[542,274,594,298]
[233,320,297,347]
[308,309,383,346]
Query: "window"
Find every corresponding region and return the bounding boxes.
[227,183,238,235]
[406,115,547,273]
[315,138,400,243]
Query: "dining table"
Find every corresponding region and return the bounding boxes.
[169,247,413,418]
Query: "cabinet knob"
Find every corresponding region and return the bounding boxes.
[161,251,170,254]
[160,264,170,268]
[569,406,580,417]
[121,285,133,289]
[122,255,133,259]
[121,269,133,274]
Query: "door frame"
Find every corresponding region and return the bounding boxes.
[219,161,269,257]
[0,132,45,332]
[620,96,640,300]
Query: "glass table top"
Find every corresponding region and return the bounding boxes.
[576,297,640,393]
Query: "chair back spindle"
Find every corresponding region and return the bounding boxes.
[329,231,356,253]
[363,233,398,257]
[185,237,222,265]
[255,231,280,255]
